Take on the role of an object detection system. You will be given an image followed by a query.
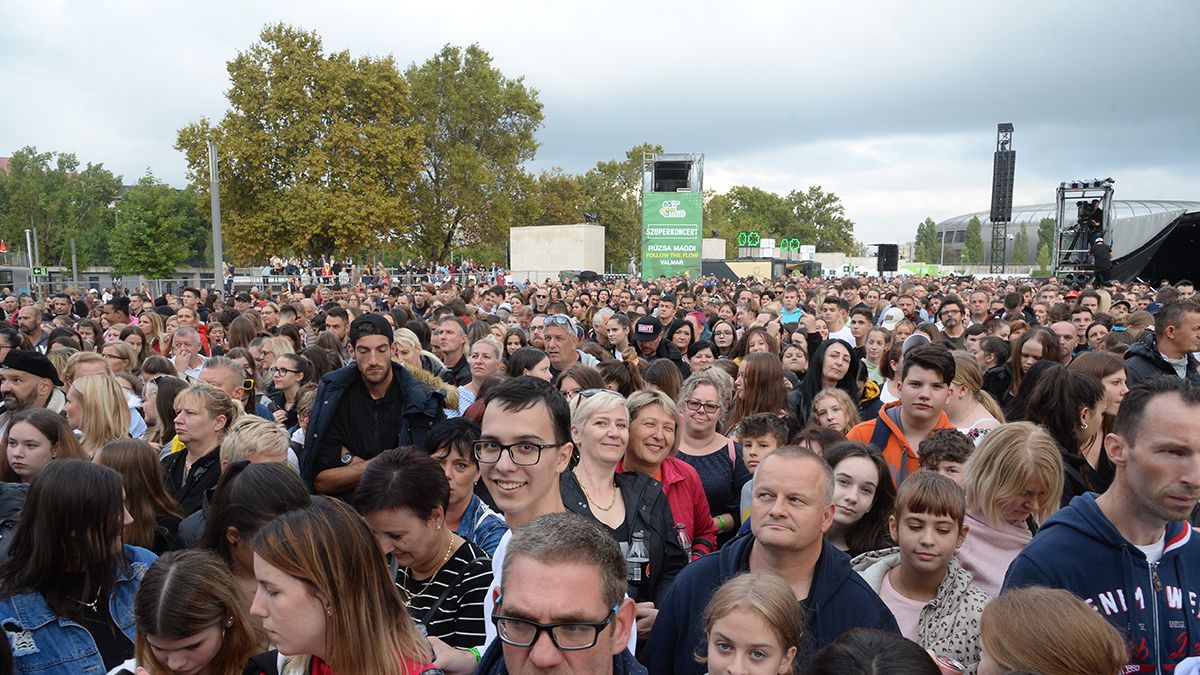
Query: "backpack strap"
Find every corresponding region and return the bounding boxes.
[726,438,736,464]
[868,417,893,452]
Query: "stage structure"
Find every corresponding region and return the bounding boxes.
[641,153,704,279]
[1054,178,1115,283]
[989,123,1015,274]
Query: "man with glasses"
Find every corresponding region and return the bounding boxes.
[532,288,550,315]
[936,296,968,349]
[476,377,572,650]
[477,512,644,674]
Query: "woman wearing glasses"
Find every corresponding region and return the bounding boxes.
[708,319,737,359]
[560,390,687,640]
[265,353,310,429]
[676,369,752,548]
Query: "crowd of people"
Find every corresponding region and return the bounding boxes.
[0,268,1197,674]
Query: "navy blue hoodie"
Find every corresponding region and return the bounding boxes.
[642,532,899,674]
[1004,493,1200,672]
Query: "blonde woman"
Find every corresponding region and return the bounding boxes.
[956,422,1063,596]
[101,339,139,374]
[162,382,240,516]
[809,388,860,435]
[946,351,1004,444]
[392,328,458,415]
[63,374,131,458]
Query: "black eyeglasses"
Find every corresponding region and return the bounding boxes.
[684,399,721,415]
[493,602,618,651]
[269,367,303,376]
[472,440,557,466]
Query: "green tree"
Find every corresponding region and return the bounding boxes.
[1011,226,1030,265]
[1037,216,1056,256]
[405,44,543,262]
[703,190,737,257]
[726,186,796,243]
[914,217,938,262]
[109,172,208,279]
[962,216,984,264]
[1037,242,1052,273]
[0,146,121,267]
[176,24,425,263]
[530,168,585,227]
[785,186,856,254]
[579,143,662,271]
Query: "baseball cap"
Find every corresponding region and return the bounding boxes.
[633,316,663,342]
[1095,237,1104,243]
[348,314,394,345]
[2,351,63,386]
[901,333,931,355]
[880,307,905,330]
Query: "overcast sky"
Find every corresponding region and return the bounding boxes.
[2,1,1196,244]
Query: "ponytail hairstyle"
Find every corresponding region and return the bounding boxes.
[951,351,1005,421]
[597,359,644,397]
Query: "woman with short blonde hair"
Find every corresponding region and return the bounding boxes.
[956,422,1063,596]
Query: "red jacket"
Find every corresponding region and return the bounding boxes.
[619,457,717,559]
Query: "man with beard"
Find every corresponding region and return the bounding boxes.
[632,317,691,377]
[1005,378,1200,673]
[0,351,65,434]
[302,314,444,499]
[937,296,968,349]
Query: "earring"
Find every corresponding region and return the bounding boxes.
[1081,421,1088,430]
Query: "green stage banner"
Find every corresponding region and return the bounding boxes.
[641,191,703,279]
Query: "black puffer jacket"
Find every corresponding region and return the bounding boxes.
[1124,330,1200,387]
[560,470,688,606]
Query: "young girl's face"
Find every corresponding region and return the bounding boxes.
[813,398,848,433]
[832,456,878,527]
[865,331,888,363]
[144,624,225,675]
[707,608,795,675]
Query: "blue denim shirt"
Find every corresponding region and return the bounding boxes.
[1,545,156,674]
[456,494,507,557]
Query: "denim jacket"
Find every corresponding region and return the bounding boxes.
[1,545,156,674]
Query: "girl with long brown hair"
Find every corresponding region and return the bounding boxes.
[97,439,182,554]
[246,498,434,675]
[129,550,258,675]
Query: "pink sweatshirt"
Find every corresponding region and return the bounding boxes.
[955,507,1033,597]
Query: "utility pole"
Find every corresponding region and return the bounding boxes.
[70,239,79,288]
[208,142,224,293]
[24,229,35,297]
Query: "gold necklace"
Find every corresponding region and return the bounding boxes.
[578,473,618,511]
[399,534,455,602]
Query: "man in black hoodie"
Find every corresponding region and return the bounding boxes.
[643,447,898,674]
[1124,300,1200,387]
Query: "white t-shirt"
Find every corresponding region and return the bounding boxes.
[879,569,929,643]
[1136,534,1166,564]
[828,325,855,345]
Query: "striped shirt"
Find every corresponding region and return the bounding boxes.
[395,538,492,649]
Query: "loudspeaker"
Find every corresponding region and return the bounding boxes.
[877,244,899,273]
[990,150,1016,222]
[652,160,692,193]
